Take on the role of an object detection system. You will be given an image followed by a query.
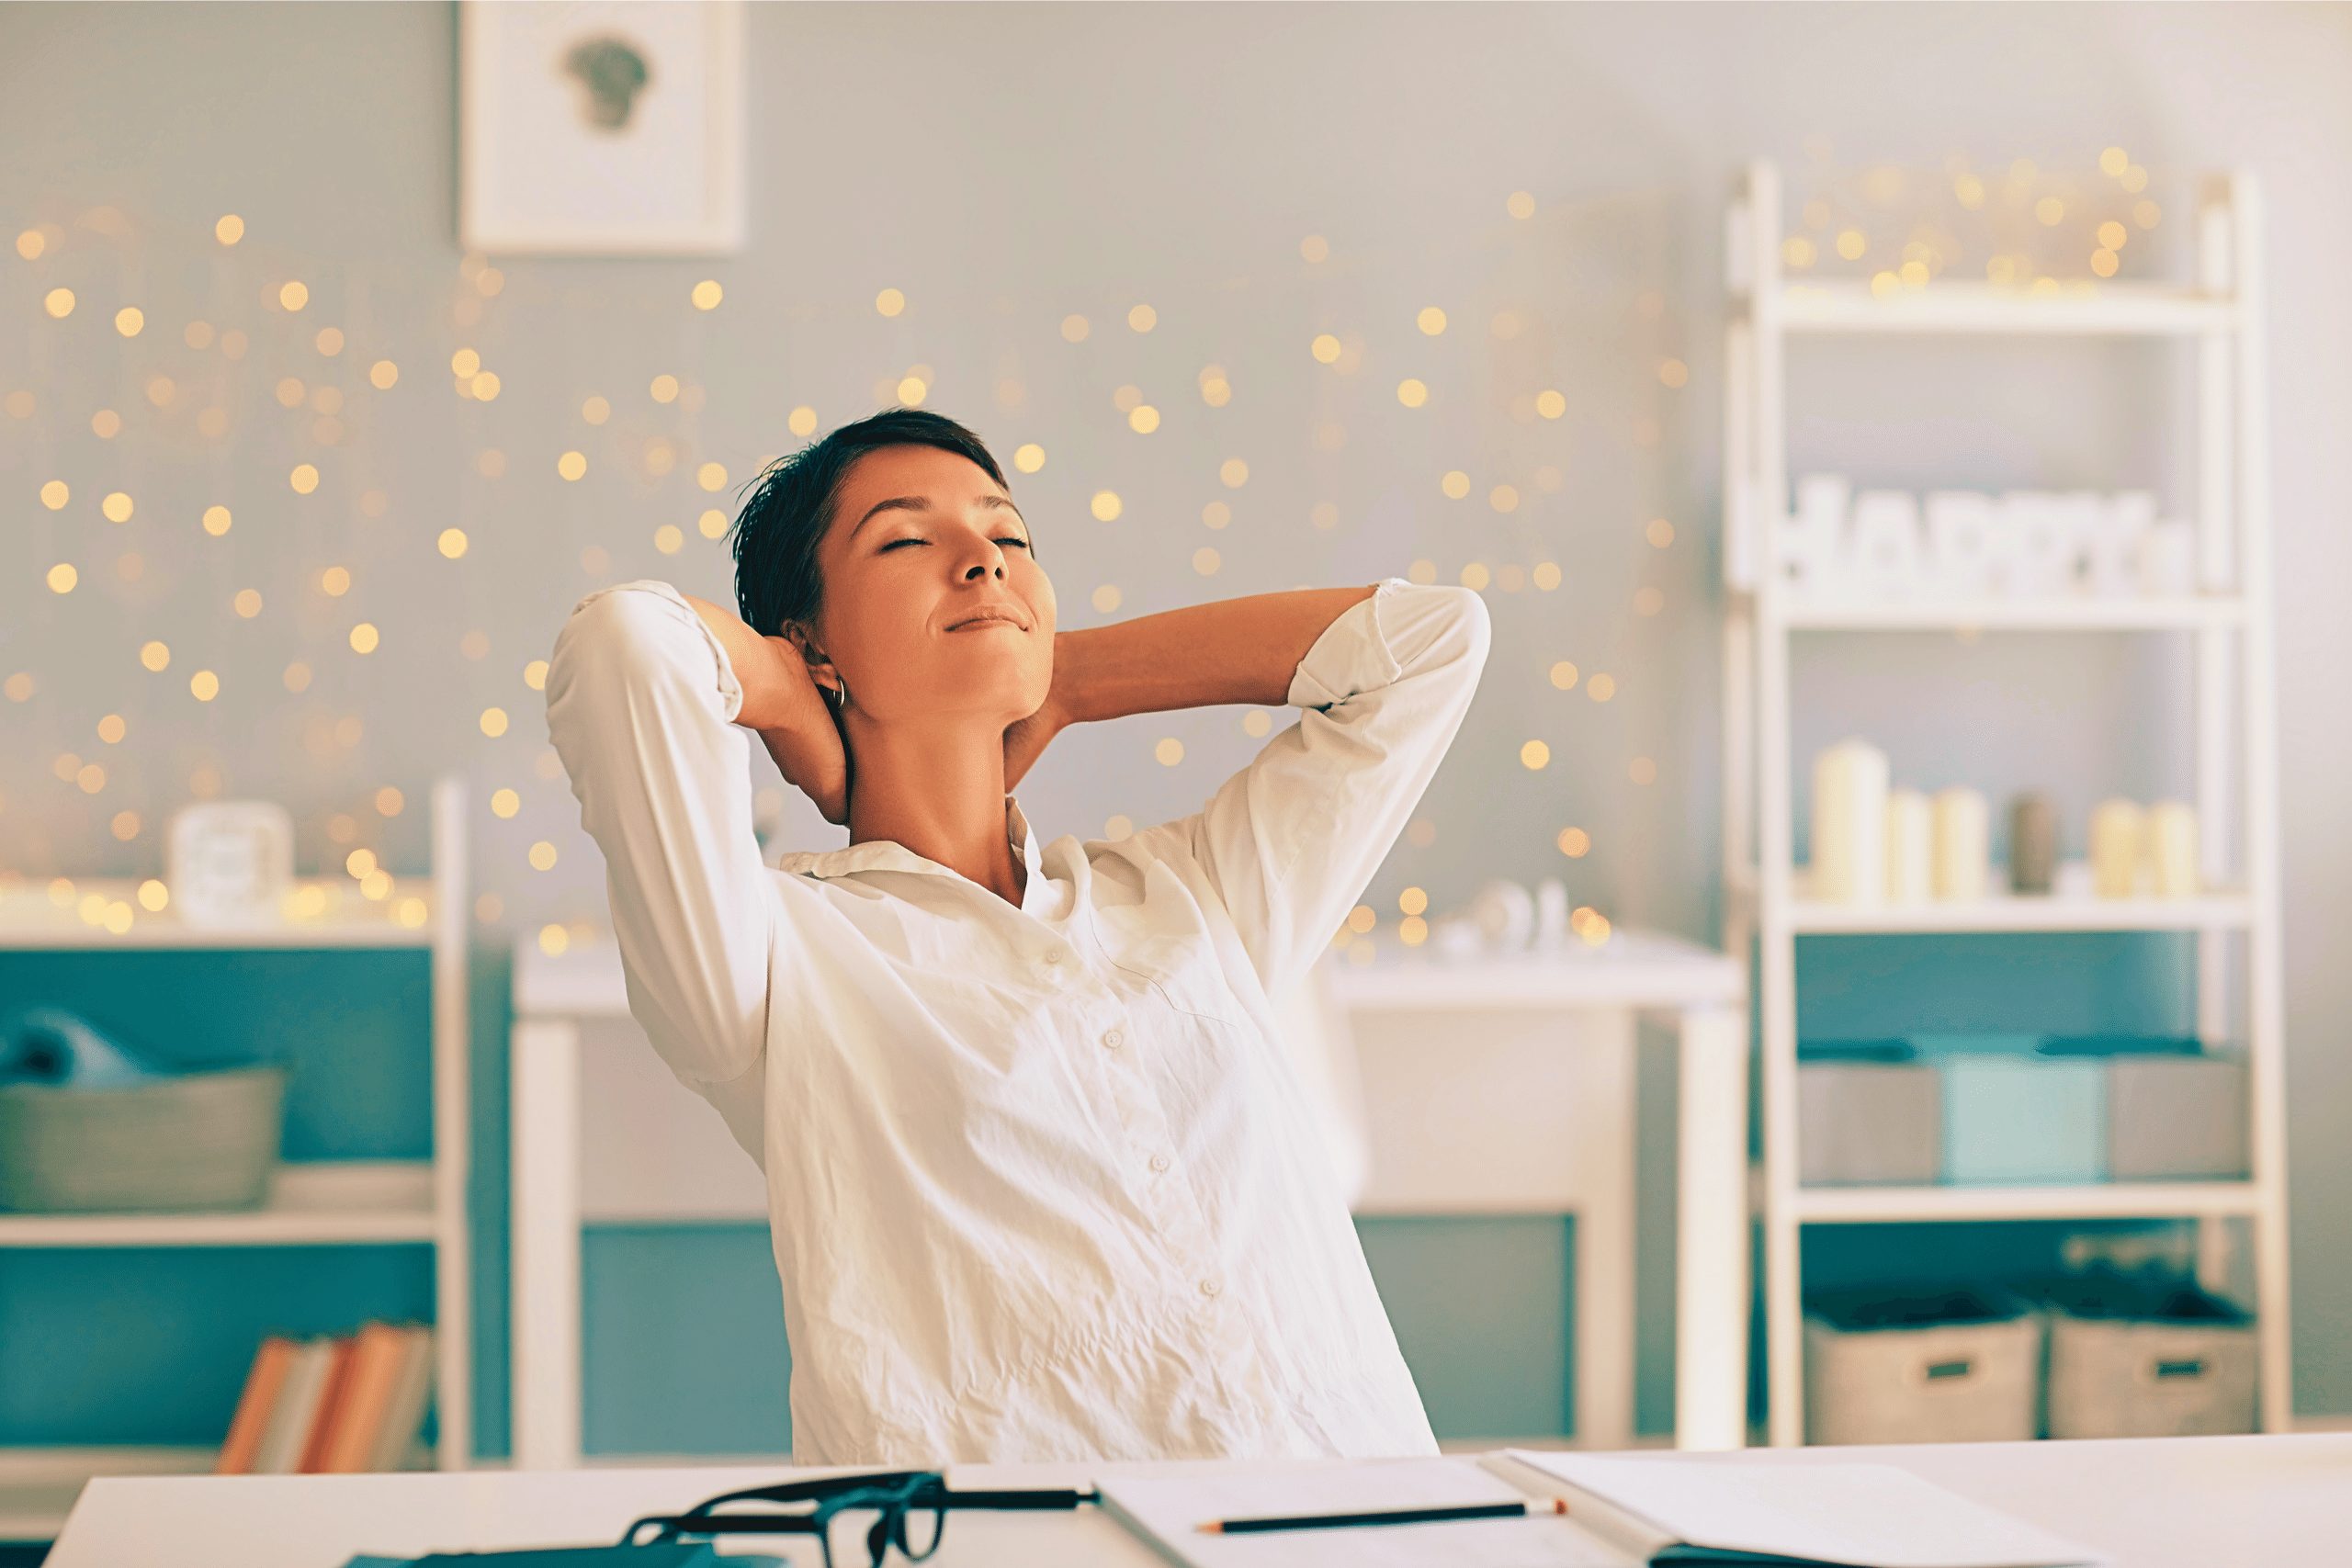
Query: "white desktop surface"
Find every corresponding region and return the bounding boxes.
[46,1434,2352,1567]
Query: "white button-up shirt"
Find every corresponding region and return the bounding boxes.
[545,574,1491,1465]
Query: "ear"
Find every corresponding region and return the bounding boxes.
[783,622,842,696]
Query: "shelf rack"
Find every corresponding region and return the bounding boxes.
[0,777,471,1540]
[1720,161,2292,1446]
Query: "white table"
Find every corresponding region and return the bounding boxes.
[510,929,1747,1465]
[1319,931,1747,1453]
[47,1434,2352,1566]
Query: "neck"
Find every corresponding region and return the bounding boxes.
[841,711,1026,906]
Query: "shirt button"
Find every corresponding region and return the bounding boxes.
[1044,947,1066,966]
[1199,1278,1222,1298]
[1149,1153,1170,1173]
[1101,1028,1124,1050]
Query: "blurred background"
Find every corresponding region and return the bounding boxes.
[3,0,2349,1551]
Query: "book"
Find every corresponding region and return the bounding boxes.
[251,1337,335,1475]
[366,1325,436,1472]
[319,1322,413,1472]
[1487,1450,2106,1568]
[296,1334,361,1473]
[215,1334,298,1475]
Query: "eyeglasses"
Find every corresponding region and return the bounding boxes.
[620,1470,1099,1568]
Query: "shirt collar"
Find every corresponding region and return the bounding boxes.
[776,794,1042,890]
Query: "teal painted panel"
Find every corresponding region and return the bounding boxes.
[1355,1215,1573,1442]
[581,1224,792,1456]
[0,1245,435,1446]
[1794,934,2191,1040]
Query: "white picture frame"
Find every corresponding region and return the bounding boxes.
[458,0,746,255]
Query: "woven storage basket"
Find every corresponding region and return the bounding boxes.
[2040,1273,2256,1438]
[1804,1283,2042,1446]
[0,1063,288,1213]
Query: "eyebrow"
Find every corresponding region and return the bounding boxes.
[849,492,1026,543]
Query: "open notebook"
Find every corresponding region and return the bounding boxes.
[1096,1451,2106,1568]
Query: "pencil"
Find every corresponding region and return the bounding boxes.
[1198,1496,1568,1533]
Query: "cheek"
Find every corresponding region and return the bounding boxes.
[1026,567,1057,630]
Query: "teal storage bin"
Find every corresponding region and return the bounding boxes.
[1919,1036,2107,1185]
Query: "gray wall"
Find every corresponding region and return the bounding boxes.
[4,1,2348,1431]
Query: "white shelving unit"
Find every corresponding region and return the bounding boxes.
[0,777,472,1539]
[1720,161,2292,1447]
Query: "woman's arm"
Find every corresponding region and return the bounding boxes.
[1005,587,1380,790]
[680,592,849,825]
[544,582,779,1135]
[1051,584,1381,726]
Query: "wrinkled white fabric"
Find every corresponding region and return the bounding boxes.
[545,575,1491,1465]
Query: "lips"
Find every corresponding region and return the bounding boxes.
[948,611,1026,631]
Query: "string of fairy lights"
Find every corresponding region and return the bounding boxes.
[3,149,2167,956]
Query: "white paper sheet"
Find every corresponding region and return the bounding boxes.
[1097,1457,1632,1568]
[1499,1450,2107,1568]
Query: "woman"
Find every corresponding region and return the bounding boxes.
[545,408,1491,1465]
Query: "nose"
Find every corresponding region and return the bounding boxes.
[959,539,1009,580]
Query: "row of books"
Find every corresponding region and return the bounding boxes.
[214,1321,435,1474]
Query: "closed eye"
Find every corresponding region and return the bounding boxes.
[882,537,1030,551]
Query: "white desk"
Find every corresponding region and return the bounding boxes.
[48,1435,2352,1566]
[510,929,1747,1465]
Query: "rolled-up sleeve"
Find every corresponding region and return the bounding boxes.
[544,579,775,1138]
[1180,577,1492,1004]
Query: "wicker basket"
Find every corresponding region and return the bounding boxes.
[1804,1283,2042,1446]
[2040,1273,2257,1438]
[0,1063,289,1213]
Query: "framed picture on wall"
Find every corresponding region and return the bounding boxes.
[458,0,746,254]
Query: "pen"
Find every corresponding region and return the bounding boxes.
[1198,1496,1568,1534]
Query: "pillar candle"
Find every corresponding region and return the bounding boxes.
[2089,798,2145,897]
[1811,739,1889,904]
[1884,789,1933,902]
[2008,793,2058,896]
[2148,800,2199,897]
[1930,787,1989,900]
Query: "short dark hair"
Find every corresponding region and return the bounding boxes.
[726,408,1015,637]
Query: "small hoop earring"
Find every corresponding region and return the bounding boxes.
[827,678,849,711]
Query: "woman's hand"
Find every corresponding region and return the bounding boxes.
[678,592,851,826]
[752,635,851,827]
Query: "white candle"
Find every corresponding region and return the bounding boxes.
[2148,800,2199,897]
[1930,787,1989,900]
[2089,798,2145,897]
[1884,789,1933,902]
[1811,739,1889,904]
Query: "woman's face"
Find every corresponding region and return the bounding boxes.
[797,443,1057,735]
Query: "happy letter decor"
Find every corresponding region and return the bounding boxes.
[1777,477,2205,602]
